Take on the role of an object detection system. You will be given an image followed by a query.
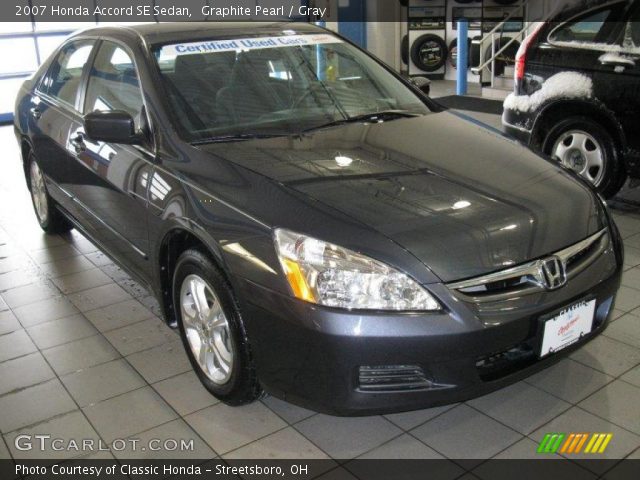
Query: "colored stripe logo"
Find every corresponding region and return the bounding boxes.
[537,433,612,454]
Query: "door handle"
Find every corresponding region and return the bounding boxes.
[599,53,636,71]
[70,133,86,153]
[599,60,629,72]
[29,107,41,119]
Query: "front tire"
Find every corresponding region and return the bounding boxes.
[542,117,626,199]
[28,154,72,234]
[173,249,262,405]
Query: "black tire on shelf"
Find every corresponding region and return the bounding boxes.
[410,34,448,73]
[173,248,262,406]
[448,38,472,69]
[401,35,409,65]
[28,153,73,234]
[541,116,626,199]
[470,35,482,71]
[484,37,520,77]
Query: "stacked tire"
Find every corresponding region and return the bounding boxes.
[448,38,472,69]
[410,34,448,73]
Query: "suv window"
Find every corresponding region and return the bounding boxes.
[550,5,625,45]
[623,7,640,49]
[42,40,94,108]
[84,41,144,128]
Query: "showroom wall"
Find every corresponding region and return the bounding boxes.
[0,21,85,121]
[366,0,403,72]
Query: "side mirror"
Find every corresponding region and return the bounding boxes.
[84,110,140,144]
[411,76,431,95]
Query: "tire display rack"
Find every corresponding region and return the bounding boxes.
[401,0,525,83]
[407,0,448,79]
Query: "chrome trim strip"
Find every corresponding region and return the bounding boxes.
[56,183,148,259]
[447,229,607,292]
[555,229,607,265]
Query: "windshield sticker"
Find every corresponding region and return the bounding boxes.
[166,34,343,56]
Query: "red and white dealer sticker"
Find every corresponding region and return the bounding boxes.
[540,299,596,357]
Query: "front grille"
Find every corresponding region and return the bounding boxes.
[358,365,432,392]
[447,229,609,302]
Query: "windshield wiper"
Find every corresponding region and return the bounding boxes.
[301,110,422,134]
[191,133,287,145]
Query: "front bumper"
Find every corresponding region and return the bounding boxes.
[239,229,622,416]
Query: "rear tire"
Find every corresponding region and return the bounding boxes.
[28,154,73,234]
[173,249,262,406]
[542,117,626,199]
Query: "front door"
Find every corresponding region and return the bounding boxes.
[68,40,154,278]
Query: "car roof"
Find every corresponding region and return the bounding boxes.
[74,22,326,47]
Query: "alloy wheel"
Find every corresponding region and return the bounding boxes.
[552,130,605,186]
[180,274,234,385]
[30,161,48,224]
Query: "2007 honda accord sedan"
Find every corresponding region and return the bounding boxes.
[14,22,623,415]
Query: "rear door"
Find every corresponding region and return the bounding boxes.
[537,2,629,100]
[613,5,640,171]
[30,39,96,218]
[69,40,154,278]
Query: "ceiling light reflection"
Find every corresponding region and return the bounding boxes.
[452,200,471,210]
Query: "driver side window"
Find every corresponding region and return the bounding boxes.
[83,41,145,130]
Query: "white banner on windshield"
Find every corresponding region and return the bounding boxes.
[167,34,343,56]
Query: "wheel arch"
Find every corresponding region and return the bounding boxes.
[20,136,33,188]
[531,100,627,161]
[156,224,233,327]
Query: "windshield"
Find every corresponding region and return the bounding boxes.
[152,32,431,142]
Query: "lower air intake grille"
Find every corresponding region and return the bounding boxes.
[475,344,535,382]
[358,365,432,392]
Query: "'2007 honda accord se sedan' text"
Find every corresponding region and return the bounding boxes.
[14,23,623,415]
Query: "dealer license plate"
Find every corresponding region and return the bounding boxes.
[540,299,596,358]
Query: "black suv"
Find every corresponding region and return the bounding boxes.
[503,0,640,198]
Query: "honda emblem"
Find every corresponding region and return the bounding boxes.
[540,256,567,290]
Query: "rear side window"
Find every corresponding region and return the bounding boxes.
[83,41,144,128]
[41,40,94,108]
[549,5,626,45]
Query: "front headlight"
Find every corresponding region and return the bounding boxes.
[274,229,440,311]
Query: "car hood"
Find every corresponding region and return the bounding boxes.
[196,111,605,283]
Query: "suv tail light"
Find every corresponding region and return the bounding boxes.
[515,22,546,82]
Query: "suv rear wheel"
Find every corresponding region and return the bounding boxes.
[542,117,626,198]
[173,249,262,405]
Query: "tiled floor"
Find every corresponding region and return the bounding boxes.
[1,116,640,475]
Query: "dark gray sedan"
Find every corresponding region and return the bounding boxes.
[14,22,622,415]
